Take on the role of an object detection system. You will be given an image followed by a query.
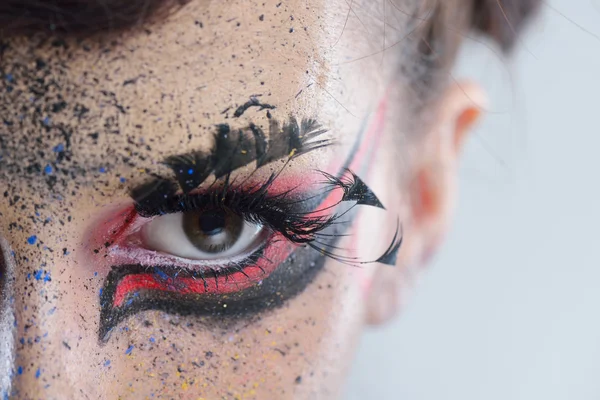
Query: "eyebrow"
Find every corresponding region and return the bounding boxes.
[130,116,331,207]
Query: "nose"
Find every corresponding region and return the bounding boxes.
[0,233,82,399]
[0,235,16,398]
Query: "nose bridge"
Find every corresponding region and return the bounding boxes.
[0,235,16,398]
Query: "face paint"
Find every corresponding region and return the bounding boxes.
[0,0,419,396]
[95,101,399,342]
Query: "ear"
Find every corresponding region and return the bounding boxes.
[364,80,487,325]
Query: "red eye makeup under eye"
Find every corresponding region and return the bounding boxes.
[110,232,293,307]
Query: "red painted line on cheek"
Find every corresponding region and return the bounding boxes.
[112,234,297,307]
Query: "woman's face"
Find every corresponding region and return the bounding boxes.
[0,0,470,398]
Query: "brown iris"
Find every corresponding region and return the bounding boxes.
[182,209,244,253]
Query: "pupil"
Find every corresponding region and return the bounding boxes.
[198,211,226,236]
[182,208,245,254]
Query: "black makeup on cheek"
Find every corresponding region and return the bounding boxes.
[98,236,335,342]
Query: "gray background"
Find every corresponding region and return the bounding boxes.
[345,1,600,399]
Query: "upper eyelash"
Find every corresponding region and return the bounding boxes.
[133,172,337,245]
[131,167,403,268]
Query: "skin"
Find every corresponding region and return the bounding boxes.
[0,0,486,398]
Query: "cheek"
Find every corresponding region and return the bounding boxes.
[97,257,366,398]
[349,205,393,300]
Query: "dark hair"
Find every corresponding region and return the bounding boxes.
[0,0,189,37]
[0,0,541,51]
[472,0,541,50]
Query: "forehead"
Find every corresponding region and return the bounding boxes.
[0,0,415,199]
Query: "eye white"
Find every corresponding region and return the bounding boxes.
[142,212,263,261]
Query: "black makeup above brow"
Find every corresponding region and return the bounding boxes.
[232,95,276,118]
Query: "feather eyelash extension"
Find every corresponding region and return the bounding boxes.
[319,169,385,209]
[153,116,332,194]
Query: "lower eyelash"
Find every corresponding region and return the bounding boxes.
[98,231,303,341]
[108,226,277,273]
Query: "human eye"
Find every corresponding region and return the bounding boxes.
[142,208,265,261]
[95,116,401,342]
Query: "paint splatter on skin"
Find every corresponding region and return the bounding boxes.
[0,0,408,398]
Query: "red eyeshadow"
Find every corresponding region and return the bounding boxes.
[112,232,296,307]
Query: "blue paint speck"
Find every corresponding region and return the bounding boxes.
[99,288,103,297]
[53,143,64,153]
[42,116,51,126]
[27,235,37,245]
[5,73,14,82]
[43,272,51,282]
[104,360,111,367]
[187,168,194,175]
[99,167,106,173]
[44,164,53,175]
[94,272,98,277]
[149,337,155,343]
[120,177,127,183]
[35,367,41,379]
[17,366,23,375]
[34,270,43,280]
[153,267,169,281]
[125,345,134,355]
